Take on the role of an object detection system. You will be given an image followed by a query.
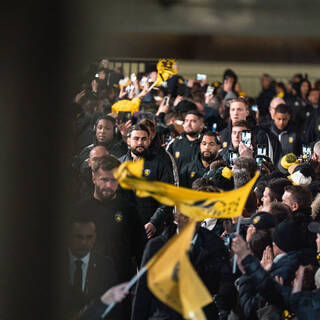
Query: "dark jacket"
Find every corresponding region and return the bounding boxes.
[237,251,300,319]
[60,252,121,320]
[270,121,301,158]
[72,191,147,282]
[119,149,174,231]
[131,225,236,320]
[166,133,201,172]
[220,121,282,165]
[179,153,210,188]
[241,254,320,320]
[256,85,276,118]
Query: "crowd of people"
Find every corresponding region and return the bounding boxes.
[60,57,320,319]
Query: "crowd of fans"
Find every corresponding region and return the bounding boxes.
[60,57,320,320]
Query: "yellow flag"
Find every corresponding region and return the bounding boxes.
[146,220,212,320]
[154,58,178,86]
[111,97,141,115]
[114,160,259,220]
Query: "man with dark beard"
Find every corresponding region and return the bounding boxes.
[119,124,174,239]
[179,131,222,188]
[167,110,204,172]
[72,155,146,283]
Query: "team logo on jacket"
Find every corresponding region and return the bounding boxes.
[114,211,123,223]
[144,169,151,176]
[222,142,227,148]
[253,216,260,225]
[190,171,196,178]
[175,152,180,159]
[288,137,294,143]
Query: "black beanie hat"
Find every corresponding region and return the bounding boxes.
[272,220,302,253]
[251,212,275,230]
[203,167,234,191]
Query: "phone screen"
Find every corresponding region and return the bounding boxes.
[196,73,207,81]
[302,145,312,160]
[228,151,239,166]
[241,130,251,147]
[257,144,267,156]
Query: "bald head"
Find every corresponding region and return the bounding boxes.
[269,97,285,119]
[88,146,109,169]
[313,141,320,161]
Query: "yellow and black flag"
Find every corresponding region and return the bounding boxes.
[145,219,212,320]
[113,159,259,220]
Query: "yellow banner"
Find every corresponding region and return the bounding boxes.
[114,160,259,220]
[154,58,178,86]
[146,220,212,320]
[111,97,140,115]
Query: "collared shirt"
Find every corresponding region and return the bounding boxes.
[69,250,91,292]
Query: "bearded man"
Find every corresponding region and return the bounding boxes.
[179,131,222,188]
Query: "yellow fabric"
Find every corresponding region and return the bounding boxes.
[154,58,178,87]
[280,153,299,169]
[146,220,211,319]
[114,160,259,220]
[111,97,141,115]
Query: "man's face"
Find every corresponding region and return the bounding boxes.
[309,90,320,107]
[261,76,271,90]
[93,169,119,201]
[96,119,114,144]
[229,102,249,123]
[69,222,96,258]
[200,135,220,163]
[231,126,248,149]
[282,191,295,211]
[274,112,290,131]
[183,114,203,137]
[261,187,272,209]
[88,147,109,169]
[128,130,150,157]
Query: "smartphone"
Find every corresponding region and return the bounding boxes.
[163,96,170,105]
[139,76,148,87]
[130,73,137,82]
[126,85,134,95]
[302,145,312,161]
[257,144,267,156]
[241,130,252,147]
[251,105,258,112]
[206,85,214,95]
[212,123,217,133]
[228,151,239,166]
[196,73,207,81]
[117,111,131,124]
[256,156,264,167]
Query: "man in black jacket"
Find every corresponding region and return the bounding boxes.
[119,124,174,239]
[166,110,204,172]
[270,104,301,158]
[73,155,146,282]
[179,131,221,188]
[220,98,282,166]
